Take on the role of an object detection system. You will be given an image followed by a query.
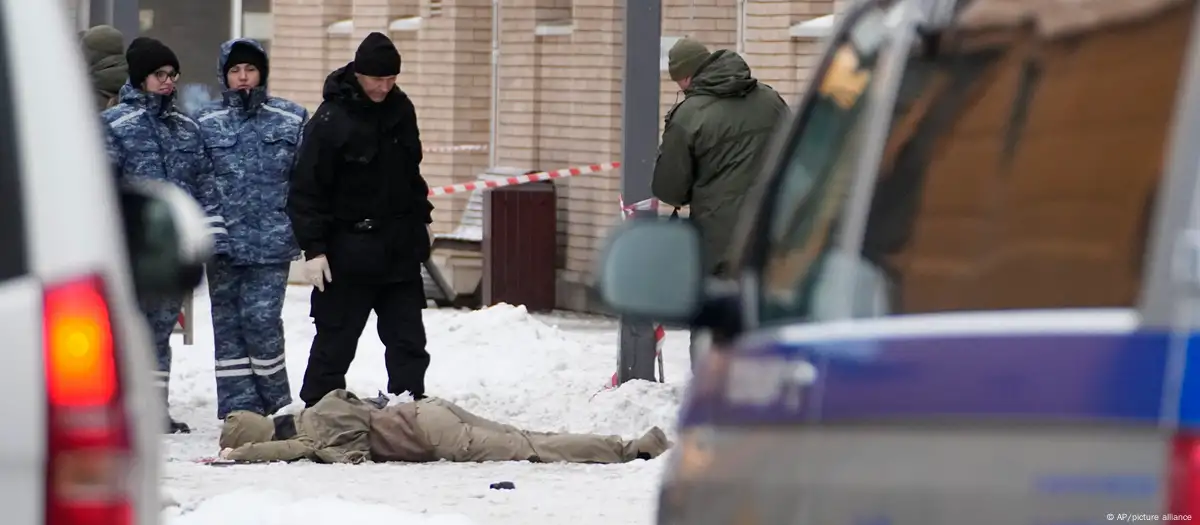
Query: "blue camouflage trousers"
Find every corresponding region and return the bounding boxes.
[139,296,184,405]
[206,258,293,419]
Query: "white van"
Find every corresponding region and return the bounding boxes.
[0,1,212,524]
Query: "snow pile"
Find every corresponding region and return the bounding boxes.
[420,304,685,437]
[164,488,479,525]
[436,303,563,345]
[579,379,684,437]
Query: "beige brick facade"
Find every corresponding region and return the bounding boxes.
[269,0,838,311]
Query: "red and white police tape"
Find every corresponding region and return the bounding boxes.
[422,144,489,154]
[427,162,621,197]
[606,195,667,389]
[620,196,660,215]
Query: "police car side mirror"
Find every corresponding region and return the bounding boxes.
[595,219,704,323]
[119,179,213,301]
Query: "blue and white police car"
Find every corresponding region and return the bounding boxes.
[598,0,1200,522]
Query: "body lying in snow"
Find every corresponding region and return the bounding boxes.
[218,389,672,464]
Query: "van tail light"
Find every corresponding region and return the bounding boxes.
[1170,432,1200,518]
[43,275,133,525]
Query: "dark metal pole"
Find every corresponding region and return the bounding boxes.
[110,0,139,39]
[87,0,138,37]
[616,0,662,384]
[88,0,108,28]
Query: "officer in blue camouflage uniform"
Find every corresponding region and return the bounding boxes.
[102,37,227,434]
[195,39,307,420]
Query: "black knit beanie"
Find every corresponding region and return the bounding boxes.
[224,42,269,86]
[126,37,180,86]
[353,32,400,77]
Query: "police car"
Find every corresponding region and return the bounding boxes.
[0,1,211,523]
[597,0,1200,522]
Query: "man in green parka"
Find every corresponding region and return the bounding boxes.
[80,25,128,111]
[653,38,788,369]
[652,38,788,276]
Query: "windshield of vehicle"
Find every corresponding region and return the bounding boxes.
[758,2,906,321]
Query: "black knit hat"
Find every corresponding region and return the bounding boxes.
[668,38,711,82]
[126,37,180,86]
[224,42,268,86]
[352,32,400,77]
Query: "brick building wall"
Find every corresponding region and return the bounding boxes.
[493,0,625,308]
[269,0,838,311]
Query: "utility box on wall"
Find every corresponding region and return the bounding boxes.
[482,181,557,312]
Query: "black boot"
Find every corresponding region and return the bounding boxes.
[166,416,191,434]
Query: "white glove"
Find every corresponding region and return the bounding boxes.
[306,255,332,292]
[219,447,233,459]
[427,224,433,248]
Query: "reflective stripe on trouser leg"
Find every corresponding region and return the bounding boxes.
[240,263,293,414]
[208,260,264,419]
[139,297,182,406]
[153,369,169,404]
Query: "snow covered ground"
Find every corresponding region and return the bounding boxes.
[159,284,690,525]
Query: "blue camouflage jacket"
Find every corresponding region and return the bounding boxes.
[194,38,307,265]
[102,83,228,252]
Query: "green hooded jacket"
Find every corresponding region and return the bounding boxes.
[81,25,128,111]
[652,50,789,274]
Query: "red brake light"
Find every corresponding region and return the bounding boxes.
[43,275,132,525]
[1170,433,1200,519]
[45,278,117,407]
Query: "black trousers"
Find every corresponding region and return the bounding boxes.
[299,277,429,406]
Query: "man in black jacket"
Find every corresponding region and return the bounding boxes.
[287,32,434,406]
